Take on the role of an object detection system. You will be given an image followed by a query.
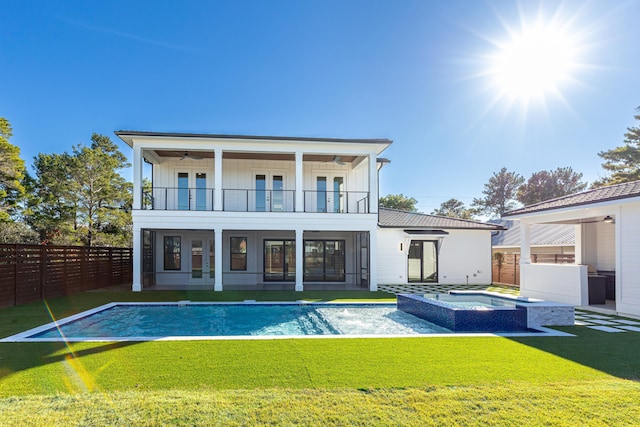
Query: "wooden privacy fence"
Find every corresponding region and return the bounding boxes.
[0,244,132,308]
[492,253,575,286]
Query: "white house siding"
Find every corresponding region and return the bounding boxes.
[152,158,368,193]
[595,221,616,271]
[376,228,493,285]
[619,202,640,316]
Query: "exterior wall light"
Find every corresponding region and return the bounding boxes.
[603,215,614,223]
[400,242,403,252]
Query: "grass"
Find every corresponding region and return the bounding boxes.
[1,288,640,425]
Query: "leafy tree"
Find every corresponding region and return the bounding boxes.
[595,107,640,186]
[0,117,26,222]
[0,221,40,244]
[24,153,77,243]
[472,167,524,218]
[26,134,132,246]
[516,167,587,205]
[431,198,477,220]
[379,193,418,212]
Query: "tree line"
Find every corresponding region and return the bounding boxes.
[2,107,640,243]
[0,117,131,246]
[380,107,640,219]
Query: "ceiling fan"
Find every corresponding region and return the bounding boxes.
[180,151,203,160]
[328,155,345,165]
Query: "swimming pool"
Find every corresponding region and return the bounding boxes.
[4,302,455,341]
[397,292,575,332]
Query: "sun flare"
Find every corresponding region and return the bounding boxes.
[492,25,576,99]
[476,4,594,112]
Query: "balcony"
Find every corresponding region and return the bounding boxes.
[142,187,370,213]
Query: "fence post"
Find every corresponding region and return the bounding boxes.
[13,244,18,306]
[80,247,86,292]
[40,245,46,300]
[109,247,114,286]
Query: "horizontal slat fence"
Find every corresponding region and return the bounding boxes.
[0,244,132,308]
[492,253,575,286]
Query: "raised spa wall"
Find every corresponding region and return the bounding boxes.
[397,292,574,332]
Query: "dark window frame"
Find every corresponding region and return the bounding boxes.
[230,236,247,271]
[407,240,439,283]
[163,236,181,271]
[303,239,346,282]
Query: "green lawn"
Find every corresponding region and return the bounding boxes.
[1,289,640,426]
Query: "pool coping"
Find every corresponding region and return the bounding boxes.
[0,301,574,342]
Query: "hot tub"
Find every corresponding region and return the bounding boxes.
[397,291,574,332]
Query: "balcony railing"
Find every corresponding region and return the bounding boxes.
[142,187,369,213]
[223,189,296,212]
[142,187,215,211]
[303,191,369,213]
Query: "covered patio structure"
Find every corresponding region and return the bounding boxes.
[503,181,640,317]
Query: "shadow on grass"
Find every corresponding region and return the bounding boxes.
[510,326,640,381]
[0,341,141,381]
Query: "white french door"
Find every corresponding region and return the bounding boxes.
[189,237,214,285]
[253,172,286,212]
[313,173,346,213]
[176,170,211,210]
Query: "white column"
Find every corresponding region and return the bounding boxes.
[214,228,223,291]
[519,221,532,264]
[369,228,378,291]
[295,229,304,291]
[214,148,223,211]
[132,146,142,210]
[518,221,531,293]
[614,206,621,306]
[295,150,303,212]
[574,224,584,265]
[368,153,378,214]
[132,227,142,291]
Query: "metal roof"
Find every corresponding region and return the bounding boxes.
[490,219,575,247]
[115,130,392,147]
[379,208,504,230]
[504,180,640,217]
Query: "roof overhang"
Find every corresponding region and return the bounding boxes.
[403,229,449,235]
[115,130,392,154]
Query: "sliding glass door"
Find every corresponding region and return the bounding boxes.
[408,240,438,282]
[264,240,295,281]
[304,240,346,282]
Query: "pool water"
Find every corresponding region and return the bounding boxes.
[27,303,453,340]
[422,293,519,309]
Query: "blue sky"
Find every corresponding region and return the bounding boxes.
[2,0,640,214]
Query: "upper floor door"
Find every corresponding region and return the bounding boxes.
[176,170,211,210]
[312,173,346,213]
[253,172,286,212]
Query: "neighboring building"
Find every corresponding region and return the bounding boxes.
[491,219,575,259]
[490,219,575,285]
[117,131,502,292]
[503,180,640,316]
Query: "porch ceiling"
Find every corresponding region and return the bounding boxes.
[539,216,612,225]
[150,150,359,163]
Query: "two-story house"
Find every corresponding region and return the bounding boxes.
[117,131,501,292]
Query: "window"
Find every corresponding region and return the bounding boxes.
[164,236,181,270]
[255,175,266,212]
[195,173,207,211]
[178,172,189,210]
[230,237,247,271]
